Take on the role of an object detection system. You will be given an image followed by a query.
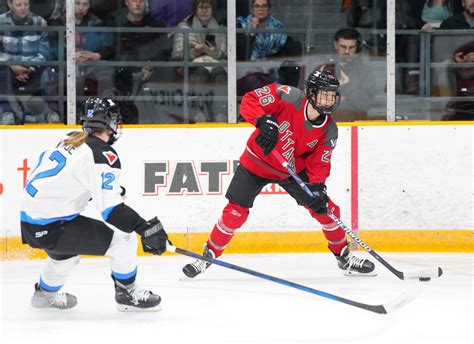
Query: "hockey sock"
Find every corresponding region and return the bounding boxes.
[321,222,347,255]
[207,202,249,257]
[309,200,347,254]
[39,255,80,291]
[111,267,138,286]
[106,231,139,279]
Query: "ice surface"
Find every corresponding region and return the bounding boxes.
[1,252,472,344]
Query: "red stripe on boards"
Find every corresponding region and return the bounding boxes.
[350,126,359,250]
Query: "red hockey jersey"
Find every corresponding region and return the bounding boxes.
[239,83,338,184]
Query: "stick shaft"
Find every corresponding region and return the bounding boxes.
[169,245,388,314]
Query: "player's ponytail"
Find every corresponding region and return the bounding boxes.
[63,131,89,148]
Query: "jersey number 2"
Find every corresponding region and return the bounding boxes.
[101,173,115,190]
[26,151,66,197]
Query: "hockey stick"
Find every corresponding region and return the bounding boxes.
[270,150,443,281]
[167,244,414,314]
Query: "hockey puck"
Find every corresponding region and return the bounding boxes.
[419,277,431,282]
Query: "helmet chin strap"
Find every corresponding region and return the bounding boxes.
[107,128,119,145]
[305,96,327,128]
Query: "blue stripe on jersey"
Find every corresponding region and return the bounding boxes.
[20,211,79,225]
[39,276,62,291]
[101,204,118,220]
[112,267,138,280]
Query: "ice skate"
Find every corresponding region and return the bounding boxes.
[31,283,77,309]
[335,245,376,276]
[114,280,162,312]
[182,244,215,278]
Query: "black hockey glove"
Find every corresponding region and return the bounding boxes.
[136,217,168,255]
[255,114,279,155]
[305,182,329,214]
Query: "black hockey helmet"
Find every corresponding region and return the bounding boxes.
[305,69,340,116]
[81,97,122,144]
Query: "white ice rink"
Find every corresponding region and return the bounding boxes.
[1,252,472,344]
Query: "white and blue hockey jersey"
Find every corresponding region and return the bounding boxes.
[21,135,144,233]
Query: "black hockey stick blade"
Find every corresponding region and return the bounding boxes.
[167,244,414,314]
[270,150,444,282]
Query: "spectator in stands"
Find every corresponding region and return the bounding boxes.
[75,0,112,62]
[444,40,474,120]
[172,0,227,122]
[439,1,474,119]
[317,27,376,121]
[236,0,287,61]
[114,0,173,93]
[151,0,193,28]
[114,0,170,63]
[420,0,462,30]
[395,1,463,94]
[440,0,474,28]
[75,0,113,96]
[0,0,59,124]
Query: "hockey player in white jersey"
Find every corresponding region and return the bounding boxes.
[20,97,168,312]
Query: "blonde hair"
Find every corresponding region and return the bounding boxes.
[63,131,89,148]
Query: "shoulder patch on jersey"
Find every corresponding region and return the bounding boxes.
[276,83,304,109]
[278,85,291,94]
[324,119,338,148]
[85,136,121,168]
[103,151,118,165]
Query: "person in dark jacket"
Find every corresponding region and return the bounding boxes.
[440,0,474,29]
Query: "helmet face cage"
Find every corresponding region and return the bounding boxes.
[305,70,341,116]
[82,97,122,144]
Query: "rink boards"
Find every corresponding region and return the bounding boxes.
[0,122,472,259]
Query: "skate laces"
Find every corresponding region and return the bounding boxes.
[191,246,214,273]
[37,290,68,308]
[191,259,208,273]
[347,254,365,269]
[53,292,68,308]
[129,287,151,305]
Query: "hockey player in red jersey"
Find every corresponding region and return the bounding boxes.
[21,97,169,311]
[183,69,375,278]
